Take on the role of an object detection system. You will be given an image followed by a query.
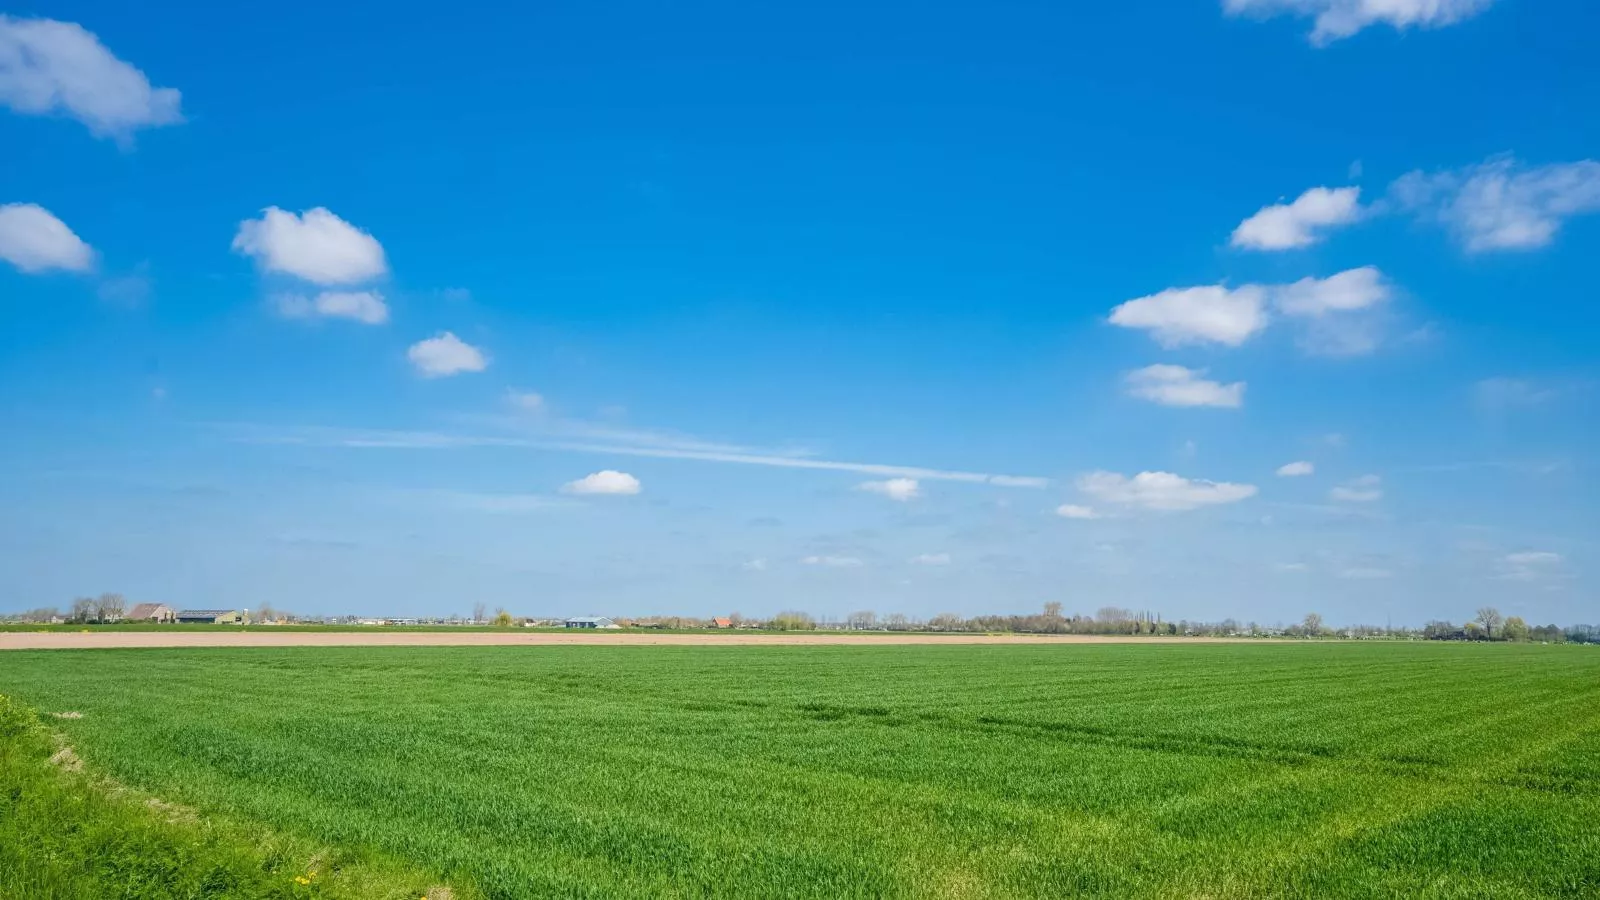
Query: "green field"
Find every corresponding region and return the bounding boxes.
[2,643,1597,898]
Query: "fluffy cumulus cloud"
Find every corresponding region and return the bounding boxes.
[407,331,488,377]
[1125,364,1245,408]
[1055,504,1100,519]
[0,16,182,139]
[232,207,388,285]
[1108,284,1269,347]
[1273,267,1390,316]
[1111,269,1390,354]
[1329,474,1382,502]
[1222,0,1496,45]
[1391,156,1600,252]
[561,470,641,496]
[274,290,389,325]
[1231,186,1362,250]
[910,553,951,566]
[1276,460,1315,477]
[857,478,921,502]
[1273,267,1392,357]
[802,555,864,568]
[1077,470,1258,512]
[0,202,92,273]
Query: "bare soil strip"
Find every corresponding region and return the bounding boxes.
[0,631,1250,650]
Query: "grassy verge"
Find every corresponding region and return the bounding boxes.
[0,692,462,900]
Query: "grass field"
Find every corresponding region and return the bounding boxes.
[2,643,1597,898]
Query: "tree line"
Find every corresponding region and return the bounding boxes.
[5,597,1595,644]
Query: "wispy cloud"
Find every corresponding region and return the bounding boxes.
[224,424,1053,488]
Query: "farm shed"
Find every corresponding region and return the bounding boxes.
[175,609,243,624]
[126,603,176,623]
[564,616,617,629]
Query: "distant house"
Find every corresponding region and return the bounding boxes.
[563,616,617,629]
[127,603,176,623]
[711,617,733,629]
[175,609,243,624]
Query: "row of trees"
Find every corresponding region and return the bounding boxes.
[730,605,1597,642]
[8,598,1594,644]
[1421,606,1584,642]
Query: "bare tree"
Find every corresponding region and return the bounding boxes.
[472,602,487,625]
[1302,612,1324,636]
[930,612,966,632]
[847,610,878,630]
[70,597,95,623]
[1475,607,1503,640]
[1043,601,1063,619]
[884,612,909,631]
[95,593,125,624]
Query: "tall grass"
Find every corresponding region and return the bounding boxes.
[1,643,1596,898]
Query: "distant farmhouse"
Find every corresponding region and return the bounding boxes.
[175,609,243,625]
[126,603,176,623]
[564,616,618,629]
[711,617,733,629]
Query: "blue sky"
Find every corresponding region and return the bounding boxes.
[2,0,1596,624]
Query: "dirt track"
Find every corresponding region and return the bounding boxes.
[0,631,1248,650]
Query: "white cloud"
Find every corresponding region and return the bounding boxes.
[0,16,182,139]
[236,423,1052,489]
[232,207,387,285]
[1339,567,1393,579]
[1276,461,1315,477]
[506,389,546,412]
[1498,551,1564,582]
[561,470,641,496]
[407,332,487,378]
[742,558,768,572]
[1273,267,1390,316]
[1055,504,1100,519]
[1391,156,1600,252]
[1231,186,1362,250]
[1125,364,1245,408]
[1475,377,1558,410]
[1109,284,1269,347]
[1223,0,1496,45]
[858,478,921,502]
[1329,474,1382,502]
[1276,562,1310,572]
[0,202,92,273]
[274,290,388,324]
[1272,267,1393,357]
[802,555,864,568]
[910,553,951,566]
[1077,470,1258,512]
